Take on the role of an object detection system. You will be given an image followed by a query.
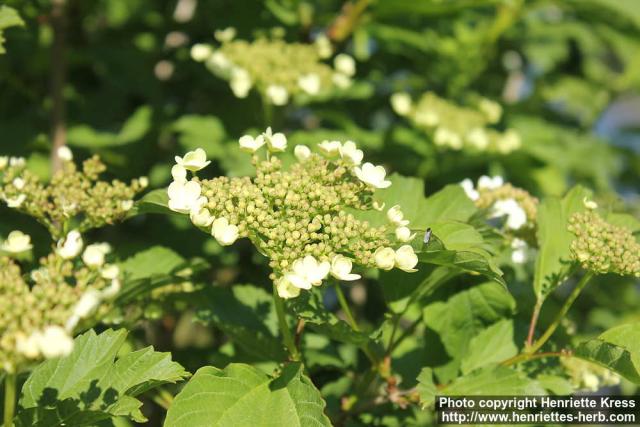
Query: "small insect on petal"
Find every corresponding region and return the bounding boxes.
[423,228,432,245]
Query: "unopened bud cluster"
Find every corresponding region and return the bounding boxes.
[167,129,419,299]
[568,211,640,277]
[390,92,520,153]
[461,175,537,231]
[0,149,146,239]
[191,29,356,105]
[0,231,121,372]
[561,357,620,392]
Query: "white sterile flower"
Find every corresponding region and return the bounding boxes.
[82,243,111,267]
[330,255,361,281]
[0,156,7,170]
[214,27,236,43]
[492,198,527,230]
[121,200,134,211]
[168,180,202,214]
[332,72,352,89]
[16,332,41,359]
[434,127,462,149]
[339,140,364,165]
[190,43,213,62]
[101,278,121,299]
[298,73,321,95]
[57,230,83,259]
[395,226,416,243]
[583,373,599,392]
[497,130,521,153]
[300,255,331,285]
[290,255,330,287]
[294,145,311,162]
[238,134,265,153]
[477,175,504,190]
[101,264,120,280]
[73,289,102,318]
[466,128,489,150]
[276,276,301,299]
[38,326,74,359]
[13,178,25,190]
[171,164,187,183]
[4,194,26,208]
[415,109,439,127]
[139,176,149,188]
[175,148,211,171]
[334,54,356,77]
[390,92,412,116]
[583,197,598,210]
[1,231,32,253]
[207,51,232,72]
[318,140,341,156]
[511,238,528,264]
[57,145,74,161]
[354,163,392,189]
[211,217,239,246]
[314,34,333,59]
[262,127,287,152]
[374,247,396,270]
[230,67,252,98]
[479,98,502,123]
[9,157,25,167]
[395,245,418,272]
[387,205,409,226]
[266,84,289,106]
[190,204,214,228]
[460,178,479,201]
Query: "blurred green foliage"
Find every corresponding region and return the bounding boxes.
[1,0,639,425]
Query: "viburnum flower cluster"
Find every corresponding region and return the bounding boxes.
[568,210,640,277]
[561,357,620,392]
[0,231,121,373]
[0,147,147,239]
[390,92,520,153]
[461,175,538,231]
[167,129,419,299]
[190,29,356,105]
[461,176,538,264]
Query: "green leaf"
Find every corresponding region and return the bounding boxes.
[424,282,515,366]
[418,221,504,285]
[533,186,591,299]
[536,374,575,395]
[574,322,640,384]
[289,292,373,348]
[67,106,152,148]
[0,6,23,54]
[164,363,332,427]
[443,366,545,395]
[350,176,476,229]
[17,329,189,426]
[379,265,458,313]
[416,368,437,409]
[129,188,177,218]
[460,320,518,374]
[119,246,186,282]
[194,285,287,361]
[172,115,227,159]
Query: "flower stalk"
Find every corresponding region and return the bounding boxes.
[273,287,300,361]
[4,373,16,427]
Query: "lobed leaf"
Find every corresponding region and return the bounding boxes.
[17,329,189,426]
[164,363,332,427]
